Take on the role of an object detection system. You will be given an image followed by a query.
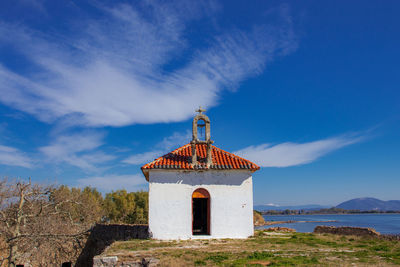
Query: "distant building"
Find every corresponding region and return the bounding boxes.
[141,108,260,240]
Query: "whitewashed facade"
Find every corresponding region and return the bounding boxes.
[148,170,254,240]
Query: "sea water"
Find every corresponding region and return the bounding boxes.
[258,214,400,234]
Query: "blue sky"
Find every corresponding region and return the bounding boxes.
[0,0,399,206]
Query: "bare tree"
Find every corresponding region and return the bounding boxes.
[0,178,103,266]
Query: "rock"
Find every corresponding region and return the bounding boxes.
[254,211,266,226]
[313,226,380,237]
[93,256,118,267]
[93,256,159,267]
[265,227,296,232]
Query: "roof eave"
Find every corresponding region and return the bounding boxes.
[142,167,259,174]
[141,168,150,182]
[251,166,261,172]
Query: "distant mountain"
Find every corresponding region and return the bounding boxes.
[255,197,400,212]
[254,204,329,212]
[336,197,400,211]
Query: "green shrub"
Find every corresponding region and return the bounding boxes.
[205,254,229,263]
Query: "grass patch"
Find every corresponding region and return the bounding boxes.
[194,260,206,265]
[248,251,275,260]
[204,253,230,263]
[104,230,400,266]
[232,251,319,266]
[371,244,390,252]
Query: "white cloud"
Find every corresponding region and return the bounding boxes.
[156,130,192,150]
[0,3,297,127]
[39,132,114,171]
[77,174,147,192]
[123,150,164,165]
[0,145,33,168]
[235,134,365,167]
[123,130,191,165]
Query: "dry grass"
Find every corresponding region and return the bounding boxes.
[102,230,400,266]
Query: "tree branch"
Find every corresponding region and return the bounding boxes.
[7,229,91,243]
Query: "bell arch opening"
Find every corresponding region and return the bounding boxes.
[197,119,207,141]
[192,188,210,235]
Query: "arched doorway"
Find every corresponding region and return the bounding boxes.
[192,188,210,235]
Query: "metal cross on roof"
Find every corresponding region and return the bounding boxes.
[196,106,206,114]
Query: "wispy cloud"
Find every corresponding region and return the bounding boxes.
[39,132,114,171]
[156,130,192,150]
[123,130,191,165]
[77,174,147,192]
[0,145,33,168]
[122,150,164,166]
[19,0,46,13]
[235,134,366,167]
[0,2,297,127]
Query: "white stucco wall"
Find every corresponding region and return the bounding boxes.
[148,170,254,240]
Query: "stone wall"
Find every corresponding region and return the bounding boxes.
[75,224,149,267]
[313,226,380,237]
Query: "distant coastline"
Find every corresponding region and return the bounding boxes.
[263,219,338,226]
[259,207,400,216]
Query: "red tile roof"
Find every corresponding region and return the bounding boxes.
[141,143,260,180]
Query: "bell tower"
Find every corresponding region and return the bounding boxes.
[191,106,213,168]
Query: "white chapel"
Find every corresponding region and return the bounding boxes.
[141,108,260,240]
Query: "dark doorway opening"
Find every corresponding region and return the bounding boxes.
[192,188,210,235]
[62,262,72,267]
